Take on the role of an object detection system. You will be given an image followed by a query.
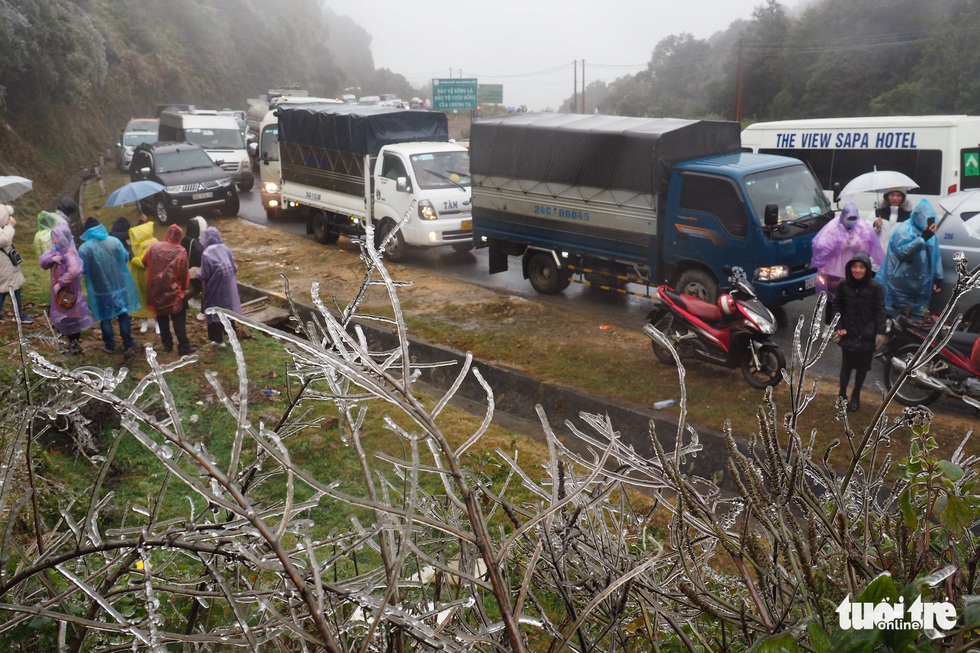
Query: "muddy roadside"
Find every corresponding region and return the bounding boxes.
[209,215,980,469]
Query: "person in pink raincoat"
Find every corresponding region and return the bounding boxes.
[38,222,96,354]
[197,226,242,345]
[810,201,885,323]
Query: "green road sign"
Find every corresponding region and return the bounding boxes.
[478,84,503,104]
[432,78,478,111]
[964,150,980,177]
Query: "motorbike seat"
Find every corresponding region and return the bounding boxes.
[947,331,979,360]
[662,288,723,322]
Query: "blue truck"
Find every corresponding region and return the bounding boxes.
[470,114,831,305]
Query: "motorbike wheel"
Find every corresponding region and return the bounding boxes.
[883,343,942,406]
[648,312,676,365]
[741,343,785,389]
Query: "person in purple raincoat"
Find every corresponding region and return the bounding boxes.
[39,223,96,354]
[197,226,242,345]
[810,201,884,323]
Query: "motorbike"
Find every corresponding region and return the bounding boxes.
[643,276,785,388]
[879,314,980,406]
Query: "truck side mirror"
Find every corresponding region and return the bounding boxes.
[396,177,411,193]
[832,181,841,203]
[248,141,258,156]
[764,203,779,226]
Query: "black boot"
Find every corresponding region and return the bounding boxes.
[848,396,860,412]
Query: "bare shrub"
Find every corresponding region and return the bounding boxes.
[1,233,979,651]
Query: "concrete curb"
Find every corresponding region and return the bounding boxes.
[236,283,740,489]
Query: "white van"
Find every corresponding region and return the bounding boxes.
[741,116,980,214]
[158,110,255,192]
[255,97,342,219]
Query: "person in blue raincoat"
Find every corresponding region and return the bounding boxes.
[77,217,142,354]
[198,226,242,345]
[877,198,944,317]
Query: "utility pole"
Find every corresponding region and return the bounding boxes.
[573,60,578,113]
[581,60,586,114]
[734,39,744,124]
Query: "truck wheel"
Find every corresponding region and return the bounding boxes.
[380,219,408,262]
[224,194,240,217]
[312,212,340,244]
[675,269,717,304]
[527,251,571,294]
[237,177,254,193]
[451,241,474,254]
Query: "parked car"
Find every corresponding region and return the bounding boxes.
[115,129,158,172]
[130,141,239,223]
[935,190,980,331]
[124,117,159,133]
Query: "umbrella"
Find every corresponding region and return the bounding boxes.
[104,180,165,207]
[0,175,34,202]
[839,170,918,198]
[940,189,980,239]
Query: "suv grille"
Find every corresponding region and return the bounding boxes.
[219,161,240,173]
[179,180,222,193]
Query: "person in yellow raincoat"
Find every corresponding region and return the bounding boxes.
[127,221,158,334]
[33,210,66,256]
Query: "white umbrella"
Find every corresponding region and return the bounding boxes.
[939,189,980,239]
[839,170,918,198]
[0,175,34,202]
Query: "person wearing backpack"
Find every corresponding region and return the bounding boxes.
[143,224,195,355]
[0,204,35,324]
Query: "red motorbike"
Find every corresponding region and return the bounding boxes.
[644,277,785,388]
[880,314,980,406]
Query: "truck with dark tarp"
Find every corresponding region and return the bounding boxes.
[470,113,831,305]
[277,103,473,261]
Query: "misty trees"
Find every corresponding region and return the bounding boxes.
[588,0,980,123]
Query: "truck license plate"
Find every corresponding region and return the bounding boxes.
[461,219,472,230]
[192,192,213,200]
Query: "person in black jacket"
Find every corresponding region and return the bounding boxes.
[832,252,887,412]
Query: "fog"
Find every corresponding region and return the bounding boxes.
[328,0,768,110]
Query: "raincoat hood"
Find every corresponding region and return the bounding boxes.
[844,252,874,284]
[200,226,223,249]
[909,198,937,230]
[80,223,108,241]
[164,224,183,245]
[129,221,156,247]
[0,204,12,227]
[841,202,861,229]
[50,222,75,253]
[36,211,61,230]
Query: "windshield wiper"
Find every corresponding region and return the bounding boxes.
[425,169,468,191]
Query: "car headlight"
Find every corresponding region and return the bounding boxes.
[755,265,789,282]
[164,184,183,194]
[418,199,437,221]
[263,181,280,193]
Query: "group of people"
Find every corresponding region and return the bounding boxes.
[1,198,242,357]
[810,188,943,412]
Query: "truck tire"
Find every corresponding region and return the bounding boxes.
[526,251,571,294]
[224,194,240,217]
[675,269,718,304]
[312,211,340,244]
[237,177,254,193]
[451,241,474,254]
[379,219,408,262]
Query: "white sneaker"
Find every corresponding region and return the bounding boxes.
[140,320,148,333]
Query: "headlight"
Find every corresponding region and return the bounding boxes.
[164,184,183,193]
[755,265,789,282]
[745,307,776,334]
[263,181,280,193]
[418,199,437,221]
